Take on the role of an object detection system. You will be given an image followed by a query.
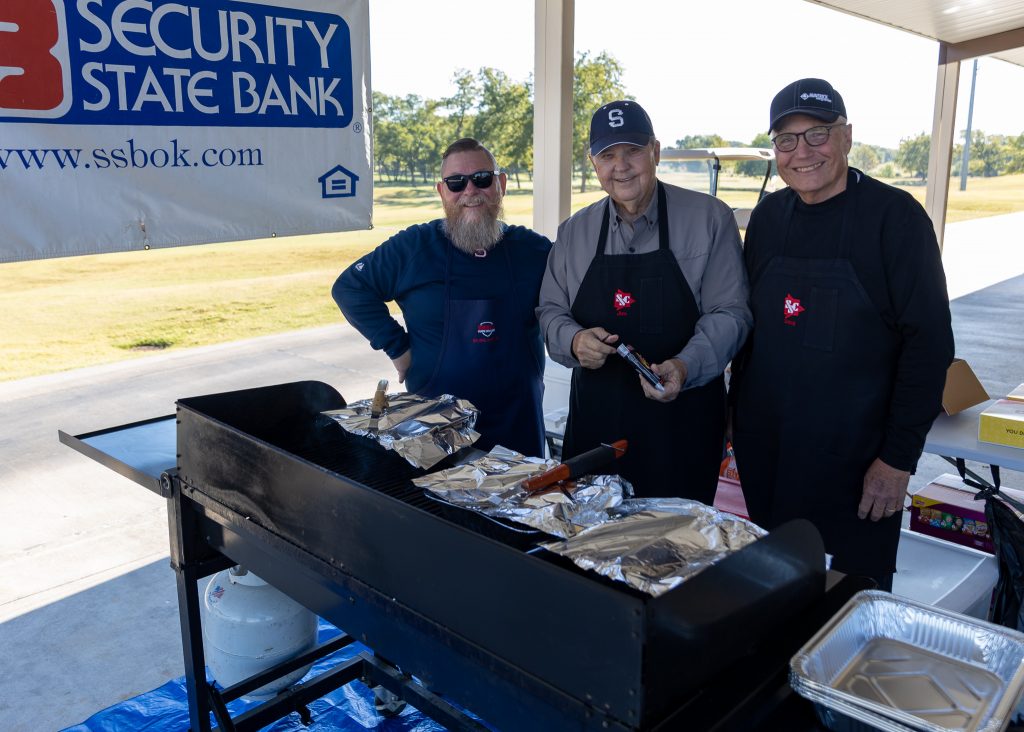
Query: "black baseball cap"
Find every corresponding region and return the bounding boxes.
[589,100,655,156]
[769,78,846,132]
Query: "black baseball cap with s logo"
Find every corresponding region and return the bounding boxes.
[589,100,655,156]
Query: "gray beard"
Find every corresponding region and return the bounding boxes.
[443,199,504,255]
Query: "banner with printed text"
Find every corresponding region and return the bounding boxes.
[0,0,370,262]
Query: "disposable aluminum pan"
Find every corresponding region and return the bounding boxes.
[790,590,1024,732]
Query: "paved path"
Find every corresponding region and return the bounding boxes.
[941,211,1024,300]
[0,323,391,730]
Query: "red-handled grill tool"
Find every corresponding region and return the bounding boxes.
[522,439,628,495]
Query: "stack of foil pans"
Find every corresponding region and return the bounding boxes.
[790,590,1024,732]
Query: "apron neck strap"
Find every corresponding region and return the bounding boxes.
[595,181,667,257]
[780,169,859,258]
[656,181,669,251]
[596,199,612,258]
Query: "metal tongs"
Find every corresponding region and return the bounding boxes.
[521,440,628,502]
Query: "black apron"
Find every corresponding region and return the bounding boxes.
[418,238,545,457]
[732,172,903,576]
[563,183,725,501]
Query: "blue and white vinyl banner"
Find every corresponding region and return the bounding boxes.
[0,0,370,262]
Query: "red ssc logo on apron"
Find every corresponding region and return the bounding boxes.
[473,321,496,343]
[613,289,634,317]
[783,293,805,326]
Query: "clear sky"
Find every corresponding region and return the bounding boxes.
[369,0,1024,151]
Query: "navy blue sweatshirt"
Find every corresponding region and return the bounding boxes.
[332,220,552,394]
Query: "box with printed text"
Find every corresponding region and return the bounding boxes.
[909,474,994,553]
[979,398,1024,450]
[910,473,1024,554]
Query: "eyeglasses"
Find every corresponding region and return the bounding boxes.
[771,124,846,153]
[441,170,500,193]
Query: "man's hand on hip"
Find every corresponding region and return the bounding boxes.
[858,458,910,521]
[391,350,411,384]
[572,328,618,369]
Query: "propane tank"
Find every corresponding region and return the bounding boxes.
[202,565,318,699]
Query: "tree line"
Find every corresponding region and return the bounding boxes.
[373,51,635,191]
[372,52,1024,189]
[894,131,1024,180]
[373,53,775,191]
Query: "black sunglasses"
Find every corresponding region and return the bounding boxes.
[442,170,500,193]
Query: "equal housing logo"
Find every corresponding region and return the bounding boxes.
[0,0,355,128]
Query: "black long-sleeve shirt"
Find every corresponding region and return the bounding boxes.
[731,170,954,471]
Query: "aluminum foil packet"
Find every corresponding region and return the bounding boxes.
[542,498,767,596]
[322,392,480,470]
[413,446,631,538]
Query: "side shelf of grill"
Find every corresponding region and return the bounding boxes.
[59,414,177,496]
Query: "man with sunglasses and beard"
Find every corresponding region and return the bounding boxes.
[729,78,954,590]
[333,138,552,456]
[537,101,752,501]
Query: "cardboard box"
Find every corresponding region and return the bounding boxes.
[910,474,994,553]
[979,399,1024,449]
[1006,383,1024,403]
[942,358,989,415]
[910,474,1024,553]
[713,478,748,519]
[714,446,749,519]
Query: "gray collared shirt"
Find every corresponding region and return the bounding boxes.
[537,180,752,388]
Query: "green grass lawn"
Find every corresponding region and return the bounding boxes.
[889,174,1024,223]
[2,174,1022,381]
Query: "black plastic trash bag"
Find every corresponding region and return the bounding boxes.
[957,460,1024,631]
[957,460,1024,731]
[986,493,1024,631]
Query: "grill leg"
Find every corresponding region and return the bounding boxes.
[165,472,229,732]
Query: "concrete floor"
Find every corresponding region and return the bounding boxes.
[0,325,392,730]
[2,211,1023,731]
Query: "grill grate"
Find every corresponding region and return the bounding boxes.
[274,415,545,550]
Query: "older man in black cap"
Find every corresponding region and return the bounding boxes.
[537,100,751,500]
[730,78,954,589]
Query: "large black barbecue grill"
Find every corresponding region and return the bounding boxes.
[63,380,859,731]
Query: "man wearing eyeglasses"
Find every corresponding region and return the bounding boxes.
[333,137,552,456]
[537,100,752,500]
[730,78,954,590]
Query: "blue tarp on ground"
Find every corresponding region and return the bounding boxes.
[63,620,452,731]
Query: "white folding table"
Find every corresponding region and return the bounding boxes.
[924,400,1024,487]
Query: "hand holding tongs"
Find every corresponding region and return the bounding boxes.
[522,440,628,500]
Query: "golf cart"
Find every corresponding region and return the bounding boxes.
[659,147,775,229]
